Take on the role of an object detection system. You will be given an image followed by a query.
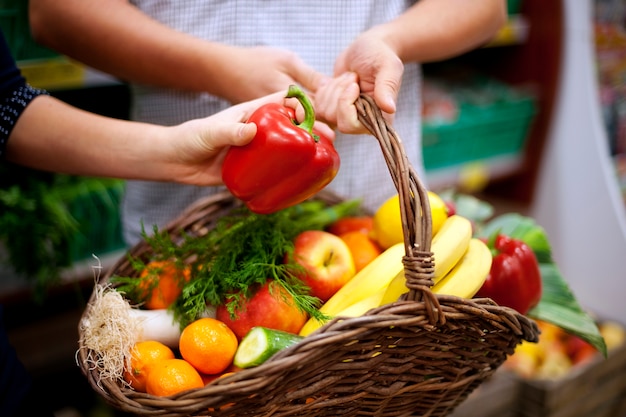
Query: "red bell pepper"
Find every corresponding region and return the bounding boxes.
[221,85,340,214]
[476,234,542,315]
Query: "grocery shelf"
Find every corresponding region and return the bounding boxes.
[18,57,120,90]
[425,154,524,191]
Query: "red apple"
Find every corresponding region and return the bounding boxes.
[215,280,307,340]
[288,230,356,302]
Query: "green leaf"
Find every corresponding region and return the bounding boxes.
[529,263,607,357]
[439,189,494,224]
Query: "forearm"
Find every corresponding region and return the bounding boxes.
[28,0,231,95]
[373,0,507,63]
[5,95,172,180]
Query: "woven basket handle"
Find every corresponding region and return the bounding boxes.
[355,94,444,326]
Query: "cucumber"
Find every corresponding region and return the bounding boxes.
[233,327,303,368]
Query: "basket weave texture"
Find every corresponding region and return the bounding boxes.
[78,94,539,417]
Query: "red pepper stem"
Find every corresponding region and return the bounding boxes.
[286,84,319,142]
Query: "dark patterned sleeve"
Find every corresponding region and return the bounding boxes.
[0,29,48,160]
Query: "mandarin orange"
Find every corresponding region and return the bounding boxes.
[123,340,175,392]
[339,231,383,272]
[179,317,239,375]
[139,260,191,309]
[145,358,204,397]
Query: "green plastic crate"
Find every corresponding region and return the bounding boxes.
[422,79,536,172]
[507,0,522,15]
[1,0,59,61]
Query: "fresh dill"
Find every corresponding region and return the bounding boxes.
[112,199,361,328]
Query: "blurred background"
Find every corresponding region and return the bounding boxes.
[1,0,626,416]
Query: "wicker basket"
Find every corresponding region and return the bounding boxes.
[77,95,539,417]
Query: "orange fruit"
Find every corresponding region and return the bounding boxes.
[179,317,239,375]
[123,340,175,392]
[338,231,382,272]
[145,358,204,397]
[139,260,191,309]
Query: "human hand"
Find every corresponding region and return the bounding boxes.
[214,45,327,104]
[169,91,334,185]
[313,72,367,135]
[333,27,404,116]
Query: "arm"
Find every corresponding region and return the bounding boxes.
[28,0,326,103]
[5,94,254,184]
[5,91,334,185]
[374,0,507,65]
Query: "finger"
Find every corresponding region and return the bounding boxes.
[336,82,368,134]
[290,55,328,93]
[313,121,336,142]
[315,72,358,125]
[372,60,403,114]
[200,122,257,153]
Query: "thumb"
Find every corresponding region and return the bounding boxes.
[201,122,256,150]
[230,122,257,147]
[373,63,403,115]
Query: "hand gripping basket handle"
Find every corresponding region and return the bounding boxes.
[355,94,444,327]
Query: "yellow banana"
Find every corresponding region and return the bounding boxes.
[379,271,407,306]
[299,287,387,336]
[298,243,405,336]
[431,238,492,298]
[378,214,473,305]
[430,214,473,284]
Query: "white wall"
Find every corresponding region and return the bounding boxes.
[530,0,626,321]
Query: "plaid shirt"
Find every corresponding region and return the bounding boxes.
[123,0,422,245]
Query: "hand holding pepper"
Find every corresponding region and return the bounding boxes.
[476,234,542,315]
[222,85,340,214]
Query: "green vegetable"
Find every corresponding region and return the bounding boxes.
[234,326,303,368]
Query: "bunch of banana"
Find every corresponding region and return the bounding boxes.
[299,214,487,337]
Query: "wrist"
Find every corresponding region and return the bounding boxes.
[364,24,406,62]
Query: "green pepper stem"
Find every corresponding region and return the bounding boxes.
[286,84,319,142]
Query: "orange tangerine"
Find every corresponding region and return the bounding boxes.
[145,358,204,397]
[179,317,239,375]
[139,260,191,309]
[123,340,175,393]
[338,231,383,272]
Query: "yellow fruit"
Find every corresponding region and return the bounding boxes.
[431,238,492,298]
[372,192,448,249]
[378,214,473,305]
